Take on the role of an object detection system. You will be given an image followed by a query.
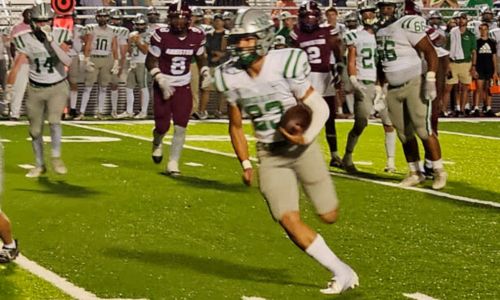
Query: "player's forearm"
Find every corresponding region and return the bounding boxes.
[195,53,208,70]
[6,54,26,85]
[347,47,356,76]
[229,125,250,164]
[50,41,72,66]
[145,54,159,71]
[83,35,91,57]
[137,42,148,54]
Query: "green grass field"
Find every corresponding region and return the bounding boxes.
[0,120,498,300]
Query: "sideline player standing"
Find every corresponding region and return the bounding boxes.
[6,3,72,177]
[146,3,211,176]
[216,8,358,295]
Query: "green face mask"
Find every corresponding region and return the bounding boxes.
[236,51,259,69]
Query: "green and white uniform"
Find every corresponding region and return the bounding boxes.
[214,48,338,220]
[376,15,432,142]
[84,24,115,86]
[111,25,129,84]
[127,31,149,89]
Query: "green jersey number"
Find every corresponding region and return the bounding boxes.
[360,48,374,69]
[378,39,397,62]
[244,100,284,131]
[34,57,54,74]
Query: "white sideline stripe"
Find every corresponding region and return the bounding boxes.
[403,292,439,300]
[65,123,500,210]
[185,162,204,167]
[331,172,500,208]
[15,254,147,299]
[102,163,119,168]
[0,138,11,142]
[18,164,34,170]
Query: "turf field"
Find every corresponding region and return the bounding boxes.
[0,120,498,300]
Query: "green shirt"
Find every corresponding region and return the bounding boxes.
[446,29,477,62]
[276,27,292,47]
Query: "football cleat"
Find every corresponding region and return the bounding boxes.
[0,240,19,263]
[342,155,357,173]
[117,111,134,119]
[51,157,67,175]
[167,160,181,177]
[320,264,359,295]
[422,164,434,179]
[134,112,147,119]
[399,172,425,187]
[329,155,344,169]
[25,166,47,178]
[384,165,396,173]
[152,143,163,164]
[432,169,448,190]
[73,113,84,121]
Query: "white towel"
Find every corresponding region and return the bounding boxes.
[449,27,465,60]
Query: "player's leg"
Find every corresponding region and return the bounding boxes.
[169,85,193,176]
[96,57,114,118]
[110,73,119,118]
[47,81,70,175]
[136,64,149,118]
[190,61,200,115]
[324,95,342,168]
[343,84,374,172]
[152,84,172,164]
[25,86,46,177]
[407,79,447,190]
[0,145,18,263]
[68,56,80,118]
[78,57,100,119]
[121,67,137,118]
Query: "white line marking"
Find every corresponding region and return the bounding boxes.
[403,292,439,300]
[102,163,119,168]
[65,123,500,209]
[241,296,267,300]
[442,160,455,165]
[0,138,11,142]
[353,161,373,166]
[184,162,204,167]
[439,130,500,140]
[15,254,147,299]
[18,164,35,170]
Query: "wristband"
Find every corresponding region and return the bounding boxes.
[241,160,252,170]
[150,67,161,78]
[426,71,436,81]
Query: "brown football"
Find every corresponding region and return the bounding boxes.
[280,104,312,135]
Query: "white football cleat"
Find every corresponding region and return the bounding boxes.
[51,157,67,175]
[320,265,359,295]
[134,112,147,119]
[26,166,47,178]
[432,169,448,190]
[152,143,163,164]
[167,160,180,177]
[117,111,134,119]
[399,172,425,187]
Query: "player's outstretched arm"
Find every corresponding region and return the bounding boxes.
[228,104,252,186]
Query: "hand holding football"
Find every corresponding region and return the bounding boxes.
[280,104,312,135]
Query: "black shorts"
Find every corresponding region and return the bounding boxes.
[477,71,493,80]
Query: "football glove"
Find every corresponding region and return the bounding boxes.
[84,57,95,73]
[425,71,437,101]
[111,60,120,75]
[40,24,53,42]
[200,66,212,90]
[151,68,175,100]
[373,85,386,112]
[349,75,365,92]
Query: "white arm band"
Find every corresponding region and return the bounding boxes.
[302,89,330,144]
[50,40,72,66]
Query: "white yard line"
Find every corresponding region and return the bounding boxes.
[15,254,147,299]
[403,292,439,300]
[65,123,500,209]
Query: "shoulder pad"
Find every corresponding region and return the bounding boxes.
[399,16,427,33]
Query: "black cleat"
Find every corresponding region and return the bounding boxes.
[423,164,434,179]
[330,155,344,169]
[0,240,19,263]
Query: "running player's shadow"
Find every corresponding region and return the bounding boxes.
[331,169,402,183]
[103,246,317,289]
[159,172,252,192]
[16,177,100,198]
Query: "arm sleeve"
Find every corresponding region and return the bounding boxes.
[149,29,163,57]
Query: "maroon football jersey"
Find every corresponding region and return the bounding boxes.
[150,26,205,82]
[290,25,335,73]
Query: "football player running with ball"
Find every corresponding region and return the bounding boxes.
[215,8,358,295]
[376,0,447,189]
[7,3,72,177]
[146,3,210,176]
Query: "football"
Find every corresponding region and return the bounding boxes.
[280,104,312,135]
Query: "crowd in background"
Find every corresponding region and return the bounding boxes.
[0,0,499,120]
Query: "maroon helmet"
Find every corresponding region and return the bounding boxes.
[298,0,322,33]
[168,2,192,34]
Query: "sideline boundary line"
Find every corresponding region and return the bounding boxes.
[65,123,500,209]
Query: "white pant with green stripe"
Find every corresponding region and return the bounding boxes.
[386,76,432,143]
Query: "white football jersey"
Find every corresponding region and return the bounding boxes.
[214,48,312,143]
[85,24,115,56]
[112,25,129,46]
[69,24,85,57]
[489,28,500,57]
[129,31,150,63]
[376,15,427,86]
[14,28,71,83]
[344,29,377,82]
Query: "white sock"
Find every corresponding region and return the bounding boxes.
[141,87,150,114]
[455,105,460,111]
[346,94,354,114]
[3,240,16,249]
[80,86,93,114]
[384,131,396,161]
[464,103,470,110]
[305,234,345,276]
[169,125,186,163]
[31,135,44,167]
[70,90,78,109]
[432,159,443,170]
[50,123,62,158]
[111,90,118,112]
[408,161,420,172]
[487,105,492,111]
[126,88,134,114]
[98,87,107,114]
[425,158,432,169]
[337,106,343,114]
[474,106,479,110]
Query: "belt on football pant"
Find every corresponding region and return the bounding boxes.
[388,80,412,90]
[91,54,109,58]
[29,78,66,88]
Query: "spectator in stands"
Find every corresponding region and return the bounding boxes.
[473,23,497,116]
[186,0,207,5]
[272,0,298,18]
[7,8,31,121]
[275,11,296,47]
[443,12,477,117]
[81,0,113,25]
[206,14,228,118]
[222,11,235,30]
[213,0,249,7]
